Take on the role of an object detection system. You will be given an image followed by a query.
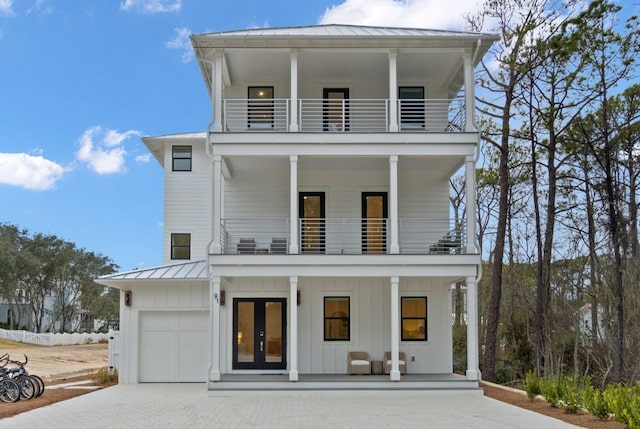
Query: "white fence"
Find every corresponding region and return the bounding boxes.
[0,328,110,346]
[108,329,120,373]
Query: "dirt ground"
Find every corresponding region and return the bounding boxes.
[0,340,629,426]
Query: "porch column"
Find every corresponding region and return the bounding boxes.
[388,49,398,132]
[390,276,401,381]
[212,155,223,254]
[289,276,299,381]
[209,275,221,382]
[290,50,299,132]
[389,155,400,254]
[463,49,475,132]
[465,155,477,254]
[213,51,224,132]
[466,276,481,380]
[289,156,299,254]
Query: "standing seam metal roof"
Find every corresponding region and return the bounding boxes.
[98,260,208,281]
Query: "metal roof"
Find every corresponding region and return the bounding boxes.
[193,24,495,39]
[97,260,208,282]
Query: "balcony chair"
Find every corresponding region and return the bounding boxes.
[237,238,256,254]
[429,228,462,254]
[270,238,287,254]
[347,351,371,375]
[384,351,407,375]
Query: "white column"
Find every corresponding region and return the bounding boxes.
[289,276,299,381]
[388,50,398,132]
[390,276,401,381]
[463,50,475,132]
[389,156,399,254]
[289,156,299,254]
[212,155,223,254]
[213,51,224,132]
[290,50,299,132]
[465,155,477,254]
[209,275,221,382]
[466,276,481,380]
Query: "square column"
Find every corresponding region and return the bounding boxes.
[465,155,477,254]
[463,49,475,132]
[466,276,481,380]
[212,155,223,254]
[388,50,398,132]
[209,275,221,382]
[390,276,401,381]
[289,156,299,254]
[290,50,299,132]
[289,276,299,381]
[389,156,399,254]
[213,51,224,132]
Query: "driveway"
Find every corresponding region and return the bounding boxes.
[0,383,582,428]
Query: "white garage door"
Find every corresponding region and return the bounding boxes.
[140,311,208,382]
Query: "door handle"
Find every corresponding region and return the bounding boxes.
[260,341,264,352]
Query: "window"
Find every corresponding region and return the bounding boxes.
[172,146,192,171]
[324,297,350,341]
[171,233,191,260]
[401,297,427,341]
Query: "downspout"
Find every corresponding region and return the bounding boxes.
[200,58,216,278]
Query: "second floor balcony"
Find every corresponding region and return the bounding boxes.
[220,218,467,256]
[221,98,465,134]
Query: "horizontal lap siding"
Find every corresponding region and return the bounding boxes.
[164,143,212,264]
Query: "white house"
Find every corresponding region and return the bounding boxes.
[97,24,497,391]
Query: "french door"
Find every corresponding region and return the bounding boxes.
[362,192,388,254]
[248,86,274,129]
[399,86,425,130]
[299,192,326,254]
[233,298,287,370]
[323,88,349,131]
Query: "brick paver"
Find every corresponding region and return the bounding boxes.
[0,384,581,428]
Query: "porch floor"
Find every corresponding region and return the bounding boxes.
[210,373,481,394]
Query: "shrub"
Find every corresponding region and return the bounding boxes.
[559,376,582,414]
[524,370,541,400]
[539,377,562,407]
[582,383,610,420]
[603,382,640,429]
[94,367,118,384]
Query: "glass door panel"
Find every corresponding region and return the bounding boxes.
[233,298,287,370]
[362,192,388,254]
[248,86,274,129]
[323,88,349,131]
[399,86,425,129]
[299,192,326,254]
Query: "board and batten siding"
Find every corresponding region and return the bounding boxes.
[163,143,212,264]
[220,276,453,375]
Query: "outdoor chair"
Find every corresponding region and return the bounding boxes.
[347,351,371,375]
[237,238,256,254]
[270,238,287,254]
[384,351,407,375]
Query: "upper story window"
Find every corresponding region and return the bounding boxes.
[172,146,192,171]
[171,233,191,260]
[401,297,427,341]
[324,296,350,341]
[248,86,274,129]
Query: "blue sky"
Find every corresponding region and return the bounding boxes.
[1,0,637,272]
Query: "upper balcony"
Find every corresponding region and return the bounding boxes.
[221,97,464,134]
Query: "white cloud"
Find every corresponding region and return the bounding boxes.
[318,0,483,30]
[165,27,193,63]
[76,126,141,175]
[120,0,181,14]
[27,0,52,15]
[0,0,13,15]
[135,153,151,163]
[0,152,65,191]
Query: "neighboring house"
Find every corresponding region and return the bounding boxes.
[97,24,497,390]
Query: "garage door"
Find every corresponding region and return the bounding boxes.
[140,311,208,382]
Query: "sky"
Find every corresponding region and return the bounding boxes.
[0,0,637,272]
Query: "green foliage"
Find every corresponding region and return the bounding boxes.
[493,360,516,385]
[582,383,610,420]
[539,377,562,407]
[603,382,640,428]
[558,376,583,414]
[94,367,118,384]
[524,370,541,399]
[452,323,467,374]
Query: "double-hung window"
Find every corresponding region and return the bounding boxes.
[172,146,192,171]
[324,297,350,341]
[401,297,427,341]
[171,233,191,260]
